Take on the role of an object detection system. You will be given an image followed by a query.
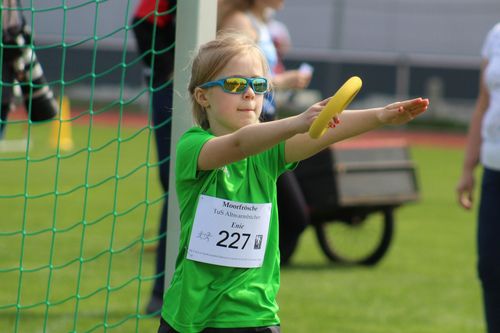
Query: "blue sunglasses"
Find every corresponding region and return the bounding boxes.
[198,76,269,94]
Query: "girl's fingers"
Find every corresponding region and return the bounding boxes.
[398,99,429,115]
[387,98,422,109]
[327,116,340,128]
[398,106,414,120]
[382,98,429,124]
[318,97,331,106]
[397,98,429,110]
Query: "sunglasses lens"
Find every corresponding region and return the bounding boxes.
[223,78,247,93]
[252,78,268,93]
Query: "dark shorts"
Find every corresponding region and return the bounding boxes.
[158,317,281,333]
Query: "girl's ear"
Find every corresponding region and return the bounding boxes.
[194,87,210,108]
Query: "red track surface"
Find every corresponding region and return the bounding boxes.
[336,130,466,149]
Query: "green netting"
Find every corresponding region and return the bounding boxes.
[0,1,174,332]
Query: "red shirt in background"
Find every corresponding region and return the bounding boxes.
[133,0,173,27]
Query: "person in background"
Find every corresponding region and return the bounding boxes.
[267,13,291,75]
[1,0,58,138]
[456,22,500,333]
[158,33,428,333]
[217,0,312,264]
[131,0,176,315]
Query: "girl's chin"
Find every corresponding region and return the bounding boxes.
[245,118,260,125]
[235,118,259,129]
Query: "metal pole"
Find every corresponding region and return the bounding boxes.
[332,0,345,50]
[165,0,217,289]
[395,58,410,99]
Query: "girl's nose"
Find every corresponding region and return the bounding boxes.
[242,86,255,99]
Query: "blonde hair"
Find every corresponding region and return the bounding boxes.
[188,33,270,129]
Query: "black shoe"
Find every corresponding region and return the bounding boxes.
[145,295,163,316]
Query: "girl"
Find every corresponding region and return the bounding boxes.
[159,33,428,333]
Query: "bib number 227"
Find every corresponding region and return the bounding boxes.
[216,231,251,250]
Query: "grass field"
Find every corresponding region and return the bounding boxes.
[279,146,483,333]
[0,120,484,332]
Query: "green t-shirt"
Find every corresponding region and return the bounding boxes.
[162,127,296,332]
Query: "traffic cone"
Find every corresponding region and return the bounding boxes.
[51,95,74,151]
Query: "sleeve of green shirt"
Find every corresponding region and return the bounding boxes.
[258,140,298,178]
[176,127,213,182]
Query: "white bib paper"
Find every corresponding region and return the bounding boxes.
[187,195,272,268]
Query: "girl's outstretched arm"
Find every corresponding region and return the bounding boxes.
[284,98,429,163]
[197,101,324,171]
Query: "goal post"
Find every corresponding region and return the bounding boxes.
[165,0,217,289]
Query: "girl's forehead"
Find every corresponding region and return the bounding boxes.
[218,52,267,77]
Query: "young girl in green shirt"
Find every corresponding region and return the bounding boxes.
[159,33,428,333]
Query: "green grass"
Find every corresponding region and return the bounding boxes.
[1,120,163,332]
[1,122,484,332]
[279,146,483,333]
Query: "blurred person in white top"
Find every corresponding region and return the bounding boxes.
[457,22,500,333]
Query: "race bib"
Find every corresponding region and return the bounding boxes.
[187,195,272,268]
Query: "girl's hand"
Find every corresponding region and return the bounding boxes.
[378,98,429,125]
[295,97,339,133]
